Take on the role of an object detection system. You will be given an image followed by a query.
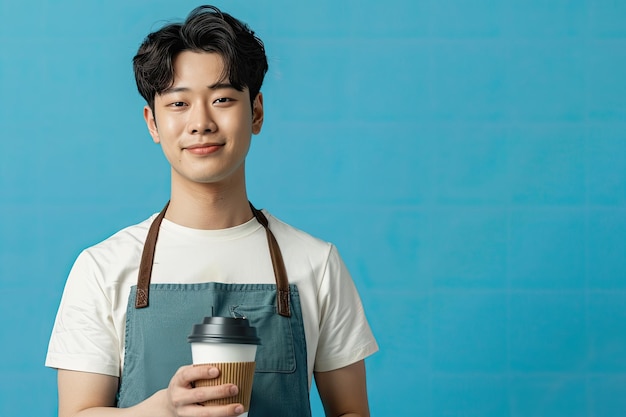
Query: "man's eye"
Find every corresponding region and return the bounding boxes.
[170,102,186,107]
[214,98,233,104]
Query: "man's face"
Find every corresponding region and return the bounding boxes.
[144,51,263,189]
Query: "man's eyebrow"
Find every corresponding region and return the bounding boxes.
[208,82,237,91]
[160,86,189,96]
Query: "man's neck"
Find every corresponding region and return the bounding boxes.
[165,175,253,230]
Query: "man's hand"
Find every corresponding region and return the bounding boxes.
[165,365,244,416]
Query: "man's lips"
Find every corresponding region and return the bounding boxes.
[184,143,224,155]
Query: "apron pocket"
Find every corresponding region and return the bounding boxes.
[231,304,296,373]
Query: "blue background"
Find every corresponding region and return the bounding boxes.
[1,0,625,416]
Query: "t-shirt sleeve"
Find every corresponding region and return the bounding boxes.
[314,245,378,372]
[45,250,121,377]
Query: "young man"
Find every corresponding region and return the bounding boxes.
[46,5,378,417]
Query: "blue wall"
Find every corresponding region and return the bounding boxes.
[1,1,625,416]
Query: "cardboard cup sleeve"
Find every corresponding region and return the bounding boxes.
[193,362,256,409]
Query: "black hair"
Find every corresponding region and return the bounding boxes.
[133,5,268,111]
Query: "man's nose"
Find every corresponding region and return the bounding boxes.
[188,103,217,134]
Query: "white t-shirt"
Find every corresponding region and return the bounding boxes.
[46,210,378,386]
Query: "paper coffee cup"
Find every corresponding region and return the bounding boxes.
[188,316,261,415]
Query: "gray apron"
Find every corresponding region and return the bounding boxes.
[116,203,312,416]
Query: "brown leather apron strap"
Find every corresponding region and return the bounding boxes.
[135,201,169,308]
[134,202,291,317]
[249,203,291,317]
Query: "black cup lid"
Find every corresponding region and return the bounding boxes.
[188,316,261,345]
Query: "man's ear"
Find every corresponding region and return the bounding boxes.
[143,105,160,144]
[252,92,264,135]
